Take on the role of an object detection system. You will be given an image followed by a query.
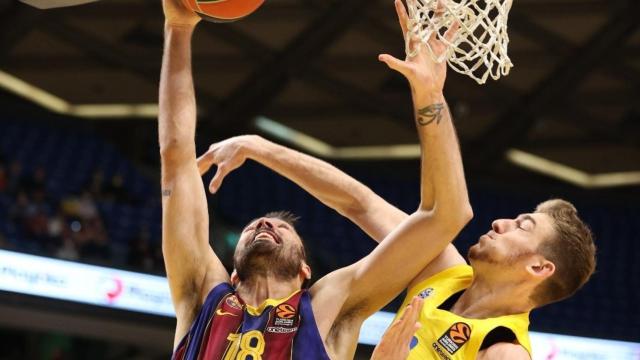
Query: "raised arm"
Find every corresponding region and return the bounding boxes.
[159,0,228,346]
[197,135,406,242]
[316,0,472,317]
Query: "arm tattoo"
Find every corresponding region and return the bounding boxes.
[162,189,172,197]
[417,103,445,126]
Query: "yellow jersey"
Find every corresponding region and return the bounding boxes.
[397,265,532,360]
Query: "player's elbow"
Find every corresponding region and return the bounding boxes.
[450,201,473,231]
[160,137,194,164]
[420,201,472,235]
[433,199,473,228]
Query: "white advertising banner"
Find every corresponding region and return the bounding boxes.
[0,249,174,317]
[530,332,640,360]
[0,249,638,358]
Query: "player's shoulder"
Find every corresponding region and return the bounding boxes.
[477,342,531,360]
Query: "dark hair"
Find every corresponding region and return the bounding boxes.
[531,199,596,306]
[263,210,300,228]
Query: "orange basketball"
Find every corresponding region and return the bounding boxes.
[182,0,265,22]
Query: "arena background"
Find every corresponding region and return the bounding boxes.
[0,0,639,358]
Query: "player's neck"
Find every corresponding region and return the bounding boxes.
[450,274,534,319]
[235,276,301,307]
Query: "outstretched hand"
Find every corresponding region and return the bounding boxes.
[371,296,424,360]
[197,136,253,194]
[378,0,458,94]
[163,0,201,27]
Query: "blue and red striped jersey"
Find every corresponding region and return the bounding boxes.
[172,283,331,360]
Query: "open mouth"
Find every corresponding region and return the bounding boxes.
[252,229,281,244]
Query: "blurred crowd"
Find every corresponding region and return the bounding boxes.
[0,153,165,274]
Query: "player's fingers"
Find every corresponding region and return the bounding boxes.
[443,21,460,43]
[414,321,422,332]
[407,296,422,315]
[395,0,409,35]
[401,297,423,336]
[379,54,411,77]
[196,151,213,176]
[209,165,229,193]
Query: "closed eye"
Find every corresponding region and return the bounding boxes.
[517,219,533,231]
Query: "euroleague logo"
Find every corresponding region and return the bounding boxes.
[101,277,124,304]
[449,322,471,344]
[274,304,296,327]
[276,304,296,319]
[437,322,471,354]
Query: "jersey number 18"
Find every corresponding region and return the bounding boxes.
[224,330,265,360]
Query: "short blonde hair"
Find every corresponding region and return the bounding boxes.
[530,199,596,306]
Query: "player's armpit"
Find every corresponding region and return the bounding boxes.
[477,342,531,360]
[339,209,471,318]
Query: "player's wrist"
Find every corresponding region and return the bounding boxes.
[412,89,445,105]
[164,20,199,31]
[237,135,263,159]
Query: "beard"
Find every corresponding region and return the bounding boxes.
[468,243,498,264]
[234,239,305,283]
[468,243,537,266]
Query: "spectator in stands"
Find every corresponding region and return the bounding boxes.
[77,191,98,220]
[47,209,66,248]
[56,237,79,261]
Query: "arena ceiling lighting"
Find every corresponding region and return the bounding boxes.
[254,116,421,160]
[506,149,640,189]
[0,70,157,119]
[1,68,637,189]
[255,116,640,188]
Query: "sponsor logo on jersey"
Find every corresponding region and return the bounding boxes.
[225,295,242,310]
[432,342,453,360]
[437,322,471,354]
[274,317,295,327]
[215,309,238,317]
[418,287,435,299]
[274,304,296,326]
[276,304,296,319]
[266,326,298,334]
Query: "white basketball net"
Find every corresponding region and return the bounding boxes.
[406,0,513,84]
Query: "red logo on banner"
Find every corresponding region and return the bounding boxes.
[106,277,124,303]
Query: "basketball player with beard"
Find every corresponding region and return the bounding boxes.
[197,2,596,359]
[160,0,472,358]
